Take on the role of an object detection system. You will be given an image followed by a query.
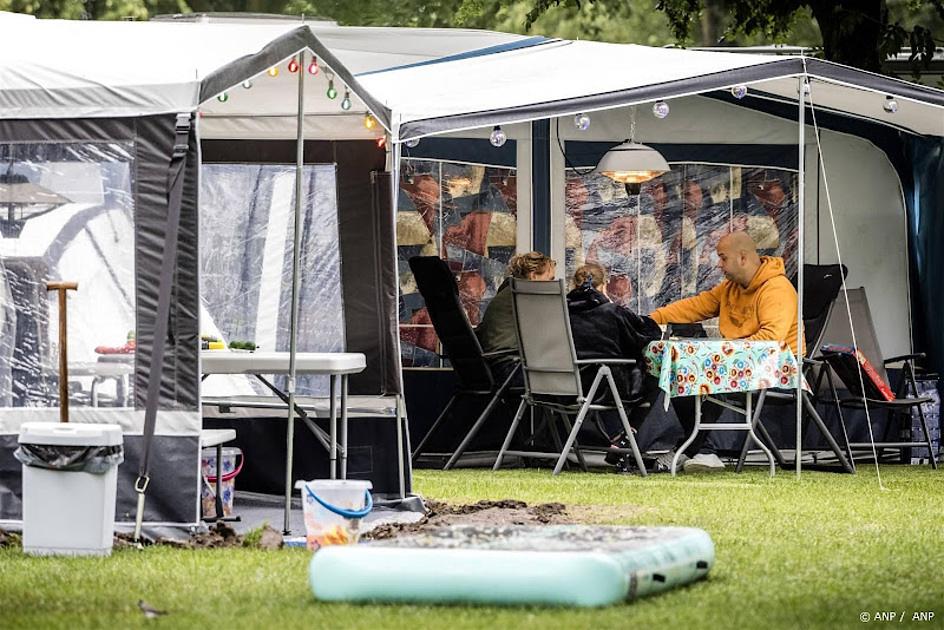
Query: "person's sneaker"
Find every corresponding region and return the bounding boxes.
[613,454,637,474]
[604,434,633,466]
[682,452,726,473]
[652,451,688,473]
[615,451,687,474]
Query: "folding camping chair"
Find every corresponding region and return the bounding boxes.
[492,278,648,476]
[814,288,938,469]
[736,264,855,473]
[407,256,522,469]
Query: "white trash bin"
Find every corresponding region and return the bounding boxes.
[16,422,124,556]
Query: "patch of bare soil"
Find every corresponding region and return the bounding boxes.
[0,528,21,548]
[364,499,643,541]
[114,522,283,550]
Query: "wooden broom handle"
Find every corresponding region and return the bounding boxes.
[46,281,78,422]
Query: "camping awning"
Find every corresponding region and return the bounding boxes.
[2,13,944,140]
[357,40,944,140]
[0,13,534,129]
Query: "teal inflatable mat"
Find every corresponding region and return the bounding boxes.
[310,525,714,607]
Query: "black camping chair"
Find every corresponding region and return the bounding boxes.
[407,256,522,469]
[817,305,938,470]
[736,264,856,473]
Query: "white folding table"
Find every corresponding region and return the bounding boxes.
[200,351,366,530]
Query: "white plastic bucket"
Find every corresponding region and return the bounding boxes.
[201,447,243,519]
[302,479,372,551]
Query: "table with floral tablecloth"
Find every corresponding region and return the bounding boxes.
[644,339,803,407]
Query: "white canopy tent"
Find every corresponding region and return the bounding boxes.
[0,12,940,522]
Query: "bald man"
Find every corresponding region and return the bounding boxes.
[647,231,802,472]
[651,231,802,354]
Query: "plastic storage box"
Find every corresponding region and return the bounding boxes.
[17,422,123,556]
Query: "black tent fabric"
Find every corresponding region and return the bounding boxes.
[0,114,201,524]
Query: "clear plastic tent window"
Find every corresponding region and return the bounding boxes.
[0,142,135,409]
[199,164,344,397]
[565,163,799,319]
[397,159,518,368]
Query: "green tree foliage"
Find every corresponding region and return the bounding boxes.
[524,0,944,73]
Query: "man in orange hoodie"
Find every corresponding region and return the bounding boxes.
[648,230,803,472]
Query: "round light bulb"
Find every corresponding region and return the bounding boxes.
[307,59,319,75]
[883,96,899,113]
[341,92,352,111]
[652,100,670,119]
[288,58,300,73]
[731,85,748,99]
[241,80,252,89]
[326,80,337,100]
[574,112,591,131]
[364,114,377,129]
[800,81,811,96]
[216,91,229,103]
[489,125,507,147]
[266,66,279,78]
[405,137,420,148]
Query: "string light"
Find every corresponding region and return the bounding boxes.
[266,66,279,78]
[307,57,319,75]
[489,125,507,147]
[652,100,670,119]
[364,113,377,129]
[241,80,252,89]
[883,95,899,113]
[731,85,748,99]
[376,136,386,149]
[574,113,591,131]
[216,92,229,103]
[288,58,300,73]
[325,71,337,99]
[340,89,352,111]
[405,137,420,148]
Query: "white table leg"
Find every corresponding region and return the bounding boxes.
[744,390,776,477]
[672,394,702,476]
[329,374,337,480]
[340,374,348,480]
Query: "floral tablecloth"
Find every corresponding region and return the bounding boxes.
[644,339,803,404]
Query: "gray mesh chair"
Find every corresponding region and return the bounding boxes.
[492,278,648,476]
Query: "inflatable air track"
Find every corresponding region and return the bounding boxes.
[310,525,714,607]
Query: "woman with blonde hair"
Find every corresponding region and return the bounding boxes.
[476,252,556,383]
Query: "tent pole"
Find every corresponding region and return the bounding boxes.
[796,74,807,478]
[284,49,306,534]
[390,137,409,498]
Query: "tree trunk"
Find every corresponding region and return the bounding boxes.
[700,0,726,46]
[808,0,887,72]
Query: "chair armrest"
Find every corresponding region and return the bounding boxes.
[575,358,637,366]
[481,349,519,360]
[884,352,926,366]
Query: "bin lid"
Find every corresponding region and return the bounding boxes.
[18,422,123,446]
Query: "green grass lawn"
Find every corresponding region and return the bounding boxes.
[1,467,942,629]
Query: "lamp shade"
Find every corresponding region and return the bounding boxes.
[595,141,670,184]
